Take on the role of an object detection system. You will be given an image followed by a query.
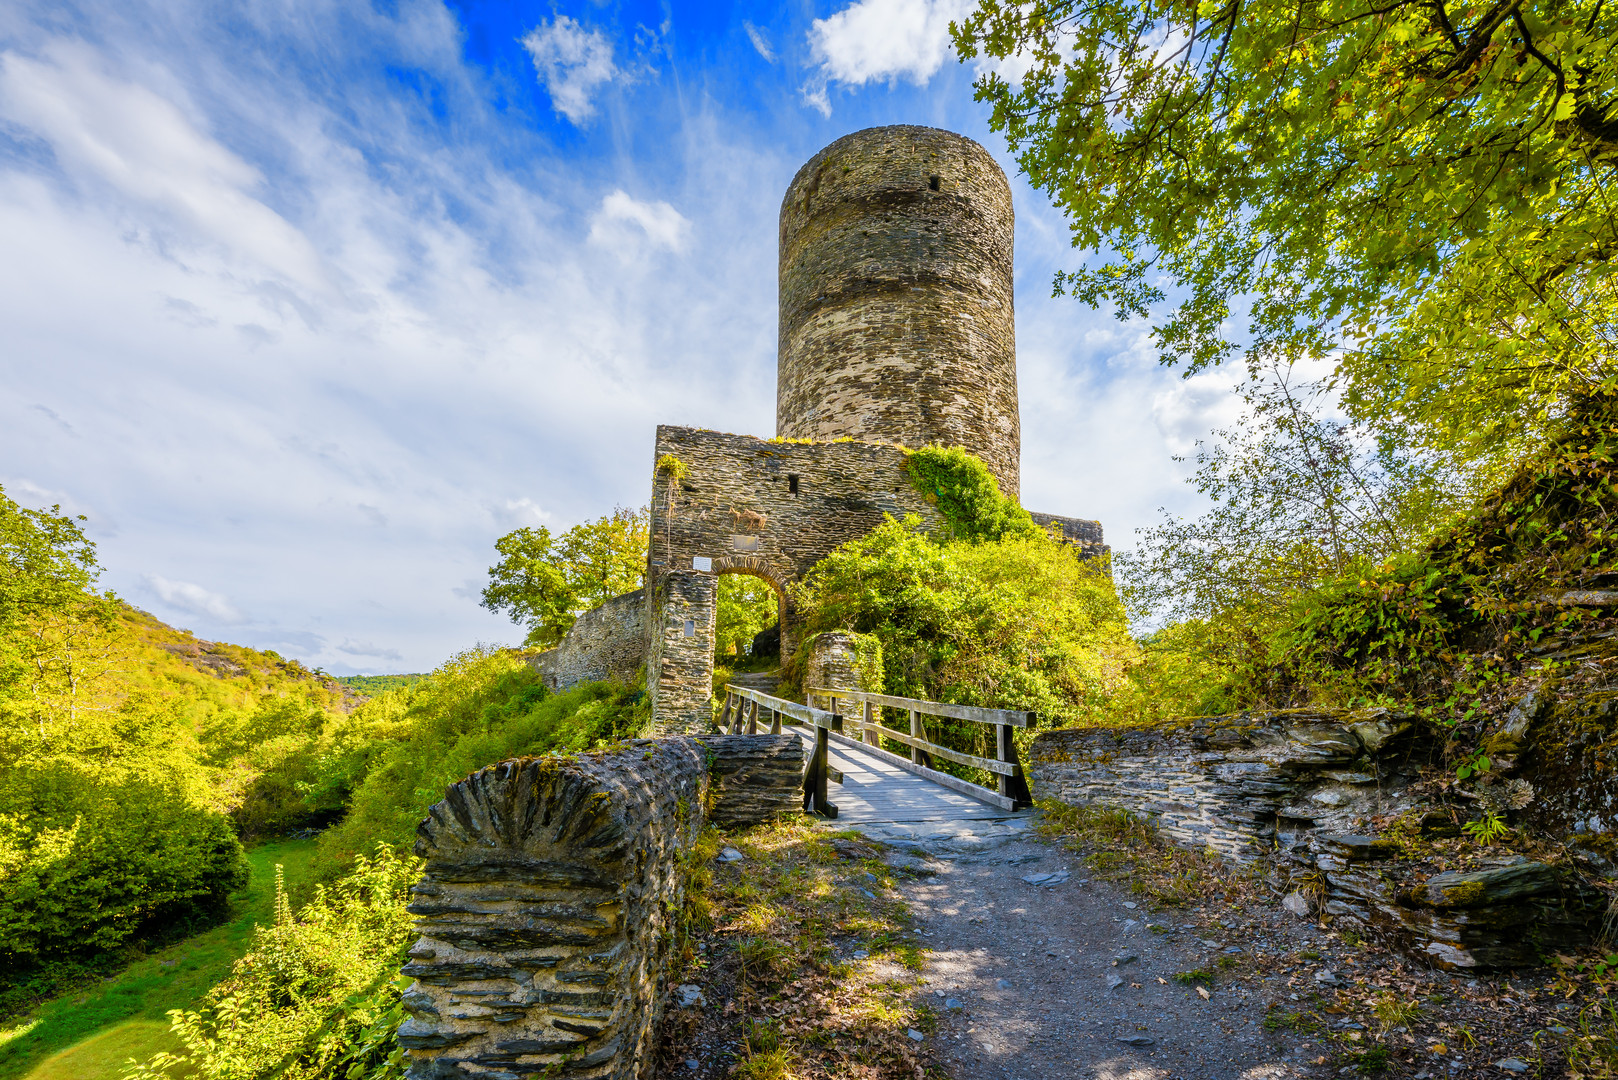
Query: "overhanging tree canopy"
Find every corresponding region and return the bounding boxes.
[954,0,1617,465]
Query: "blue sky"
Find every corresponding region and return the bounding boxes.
[0,0,1239,674]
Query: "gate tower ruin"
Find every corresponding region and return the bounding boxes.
[777,126,1020,497]
[528,125,1105,734]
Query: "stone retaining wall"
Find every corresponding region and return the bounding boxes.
[1029,710,1602,969]
[1029,709,1422,862]
[399,735,800,1079]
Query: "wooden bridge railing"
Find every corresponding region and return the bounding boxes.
[806,687,1033,812]
[720,684,841,818]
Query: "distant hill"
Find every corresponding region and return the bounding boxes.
[115,604,367,714]
[335,673,425,696]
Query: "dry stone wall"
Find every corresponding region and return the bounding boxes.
[777,125,1020,497]
[399,735,801,1079]
[529,589,648,693]
[1030,711,1602,969]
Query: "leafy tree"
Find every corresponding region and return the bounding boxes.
[954,0,1618,469]
[715,575,779,658]
[790,515,1136,723]
[480,506,649,647]
[1116,365,1464,703]
[0,487,118,732]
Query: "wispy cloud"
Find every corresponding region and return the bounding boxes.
[744,22,775,62]
[145,575,245,622]
[521,16,618,125]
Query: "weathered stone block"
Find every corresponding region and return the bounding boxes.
[696,734,804,828]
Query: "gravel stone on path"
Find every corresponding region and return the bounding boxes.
[894,826,1311,1080]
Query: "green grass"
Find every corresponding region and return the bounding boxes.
[0,838,320,1080]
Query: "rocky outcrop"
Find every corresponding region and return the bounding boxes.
[1309,840,1604,970]
[399,735,801,1079]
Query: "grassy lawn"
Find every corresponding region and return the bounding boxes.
[0,838,320,1080]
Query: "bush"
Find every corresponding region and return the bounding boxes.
[904,445,1039,543]
[0,778,247,969]
[315,649,649,864]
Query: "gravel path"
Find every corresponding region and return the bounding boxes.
[890,828,1324,1080]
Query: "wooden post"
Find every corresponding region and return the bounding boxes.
[746,700,758,735]
[863,700,875,746]
[770,709,781,735]
[719,692,734,732]
[910,708,932,769]
[801,720,838,818]
[996,723,1033,807]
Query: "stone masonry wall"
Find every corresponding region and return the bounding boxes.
[805,631,871,696]
[529,589,648,693]
[1029,512,1108,560]
[399,735,803,1079]
[777,125,1020,497]
[648,570,716,735]
[643,425,1103,730]
[647,425,945,655]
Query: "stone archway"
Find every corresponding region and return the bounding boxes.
[708,555,797,663]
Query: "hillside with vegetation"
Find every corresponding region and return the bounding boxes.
[0,486,655,1079]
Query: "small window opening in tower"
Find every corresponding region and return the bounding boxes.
[683,619,695,638]
[928,175,941,191]
[788,474,799,494]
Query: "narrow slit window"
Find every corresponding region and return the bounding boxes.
[788,474,799,494]
[928,175,941,191]
[683,619,695,638]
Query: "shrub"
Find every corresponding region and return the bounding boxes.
[315,649,649,865]
[127,846,418,1080]
[904,445,1039,543]
[0,778,246,969]
[787,515,1136,726]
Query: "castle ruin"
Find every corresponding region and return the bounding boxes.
[531,125,1103,732]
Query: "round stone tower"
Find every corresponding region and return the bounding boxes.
[777,125,1020,497]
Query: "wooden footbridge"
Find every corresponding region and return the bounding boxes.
[717,683,1033,825]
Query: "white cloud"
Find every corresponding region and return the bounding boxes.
[744,22,775,62]
[145,575,245,622]
[521,16,617,125]
[587,190,690,259]
[803,0,971,113]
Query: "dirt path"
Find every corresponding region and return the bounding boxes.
[889,827,1323,1080]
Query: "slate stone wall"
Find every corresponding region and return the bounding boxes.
[529,589,648,693]
[400,735,802,1079]
[647,570,716,735]
[805,631,870,696]
[1030,512,1108,560]
[1030,709,1421,863]
[400,742,706,1079]
[1030,711,1602,969]
[777,125,1020,497]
